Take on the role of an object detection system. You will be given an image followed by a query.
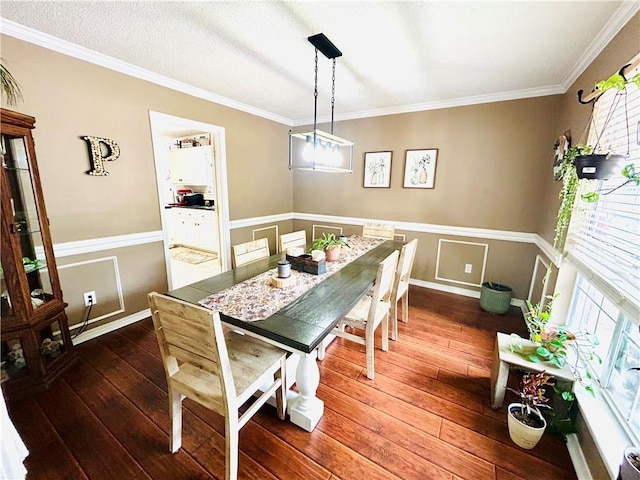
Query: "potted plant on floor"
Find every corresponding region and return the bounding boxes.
[309,233,349,262]
[506,371,555,449]
[479,281,513,315]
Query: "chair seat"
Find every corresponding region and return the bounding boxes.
[172,331,285,409]
[341,296,390,329]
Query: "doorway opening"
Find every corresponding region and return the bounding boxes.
[149,111,231,290]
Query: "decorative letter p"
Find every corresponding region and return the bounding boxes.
[83,136,121,176]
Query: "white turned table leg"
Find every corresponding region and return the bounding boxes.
[287,350,324,432]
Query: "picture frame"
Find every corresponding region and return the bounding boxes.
[403,149,438,188]
[363,151,392,188]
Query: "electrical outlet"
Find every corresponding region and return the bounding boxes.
[464,264,473,274]
[83,291,97,307]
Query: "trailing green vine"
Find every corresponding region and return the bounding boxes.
[554,144,592,250]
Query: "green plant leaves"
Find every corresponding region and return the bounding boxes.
[595,73,627,92]
[581,191,600,203]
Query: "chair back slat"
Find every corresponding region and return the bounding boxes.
[162,324,217,359]
[232,238,270,268]
[370,250,399,312]
[397,238,418,287]
[166,343,219,372]
[279,230,307,253]
[362,222,395,240]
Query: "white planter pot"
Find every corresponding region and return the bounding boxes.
[507,403,546,450]
[620,447,640,480]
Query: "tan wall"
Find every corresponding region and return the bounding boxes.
[230,220,294,256]
[2,12,637,335]
[0,35,292,329]
[292,219,540,300]
[57,243,167,331]
[294,96,562,231]
[0,35,292,240]
[291,96,562,300]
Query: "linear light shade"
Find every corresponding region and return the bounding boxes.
[289,129,354,173]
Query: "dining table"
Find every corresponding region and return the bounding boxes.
[167,236,404,432]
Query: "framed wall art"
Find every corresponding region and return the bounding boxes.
[363,151,392,188]
[403,149,438,189]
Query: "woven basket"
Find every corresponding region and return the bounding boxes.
[480,282,513,314]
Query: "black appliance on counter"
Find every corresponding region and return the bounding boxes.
[183,193,205,206]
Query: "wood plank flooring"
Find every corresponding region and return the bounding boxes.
[5,287,578,480]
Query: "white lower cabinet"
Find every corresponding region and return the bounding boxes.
[172,209,218,253]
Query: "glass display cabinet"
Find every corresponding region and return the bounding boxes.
[1,108,76,401]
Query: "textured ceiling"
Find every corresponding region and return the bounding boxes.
[1,1,637,125]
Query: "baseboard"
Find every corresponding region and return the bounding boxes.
[71,309,150,345]
[409,278,524,307]
[566,433,594,480]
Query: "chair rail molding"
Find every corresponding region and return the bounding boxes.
[294,212,536,243]
[51,231,163,258]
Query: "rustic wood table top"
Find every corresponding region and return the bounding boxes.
[168,239,403,353]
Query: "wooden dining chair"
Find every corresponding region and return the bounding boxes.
[362,222,395,240]
[279,230,307,253]
[147,292,287,480]
[318,250,399,379]
[232,237,270,268]
[390,238,418,341]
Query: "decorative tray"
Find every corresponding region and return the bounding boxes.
[286,254,326,275]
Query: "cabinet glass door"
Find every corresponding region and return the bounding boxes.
[1,133,54,311]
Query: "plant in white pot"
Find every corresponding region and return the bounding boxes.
[506,371,555,449]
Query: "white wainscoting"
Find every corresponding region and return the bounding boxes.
[434,239,488,288]
[48,211,553,333]
[58,256,125,330]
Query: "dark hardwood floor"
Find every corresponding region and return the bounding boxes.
[6,287,578,480]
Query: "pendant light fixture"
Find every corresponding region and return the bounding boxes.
[289,33,354,173]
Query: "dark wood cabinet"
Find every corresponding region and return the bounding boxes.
[1,108,76,401]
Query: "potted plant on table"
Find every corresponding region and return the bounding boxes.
[507,371,555,449]
[479,281,513,315]
[309,233,349,262]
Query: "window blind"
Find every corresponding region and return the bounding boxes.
[565,79,640,323]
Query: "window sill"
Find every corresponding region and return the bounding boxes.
[574,382,634,479]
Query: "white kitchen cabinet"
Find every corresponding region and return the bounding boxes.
[172,208,218,253]
[168,146,212,185]
[196,211,218,252]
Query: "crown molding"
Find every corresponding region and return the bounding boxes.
[293,85,564,126]
[0,19,294,127]
[560,1,640,92]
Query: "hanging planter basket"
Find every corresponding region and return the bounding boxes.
[575,154,625,180]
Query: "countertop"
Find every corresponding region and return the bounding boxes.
[165,204,215,211]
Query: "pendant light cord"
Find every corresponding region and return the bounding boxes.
[331,58,336,135]
[313,48,318,138]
